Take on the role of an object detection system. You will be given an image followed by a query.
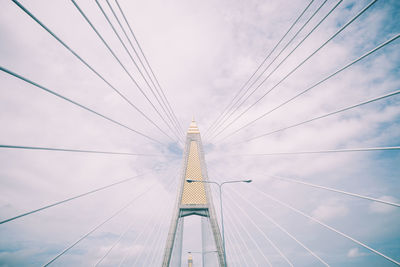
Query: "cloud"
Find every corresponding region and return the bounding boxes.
[311,200,349,221]
[347,247,366,258]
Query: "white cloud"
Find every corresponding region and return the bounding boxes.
[311,201,349,221]
[347,247,366,258]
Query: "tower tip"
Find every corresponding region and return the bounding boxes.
[188,119,200,134]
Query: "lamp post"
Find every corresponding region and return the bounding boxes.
[186,179,252,267]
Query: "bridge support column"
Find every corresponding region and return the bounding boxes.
[162,120,226,267]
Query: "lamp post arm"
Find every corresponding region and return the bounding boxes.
[221,180,252,187]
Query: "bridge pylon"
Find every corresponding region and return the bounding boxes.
[162,120,225,267]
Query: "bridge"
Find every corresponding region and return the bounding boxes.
[0,0,399,266]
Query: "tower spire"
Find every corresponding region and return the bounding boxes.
[188,118,200,134]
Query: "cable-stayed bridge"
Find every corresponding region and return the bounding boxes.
[0,0,399,266]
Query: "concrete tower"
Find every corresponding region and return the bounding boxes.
[162,120,225,267]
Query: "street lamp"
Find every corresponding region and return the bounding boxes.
[186,179,252,267]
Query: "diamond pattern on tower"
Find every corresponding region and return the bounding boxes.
[181,141,207,205]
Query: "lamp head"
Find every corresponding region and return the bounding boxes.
[186,179,194,183]
[243,179,252,183]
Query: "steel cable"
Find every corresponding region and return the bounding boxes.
[241,89,400,143]
[0,144,165,157]
[230,146,400,156]
[114,0,185,136]
[251,187,400,265]
[219,33,400,142]
[43,181,157,266]
[104,0,184,140]
[210,0,377,141]
[93,0,182,143]
[1,66,163,145]
[208,0,328,140]
[231,188,330,266]
[204,0,316,138]
[0,173,151,225]
[11,0,172,143]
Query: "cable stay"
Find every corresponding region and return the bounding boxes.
[231,188,330,266]
[116,207,161,266]
[1,66,164,145]
[93,0,183,143]
[224,198,272,267]
[230,146,400,156]
[226,212,255,266]
[70,0,179,143]
[208,0,344,141]
[139,178,178,266]
[213,178,259,267]
[131,193,172,266]
[209,185,256,266]
[207,0,332,140]
[250,187,400,266]
[137,206,171,266]
[216,0,329,135]
[0,144,167,157]
[96,1,182,144]
[146,211,171,267]
[227,220,254,267]
[240,89,400,143]
[265,175,400,208]
[212,0,342,142]
[145,171,182,266]
[94,189,172,266]
[113,0,185,136]
[94,217,138,266]
[117,199,168,266]
[204,0,316,139]
[104,0,184,140]
[209,0,378,142]
[0,173,152,225]
[225,193,291,266]
[224,209,254,267]
[116,171,178,266]
[42,181,157,266]
[11,0,174,143]
[225,231,249,267]
[219,33,400,142]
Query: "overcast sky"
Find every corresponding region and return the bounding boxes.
[0,0,399,266]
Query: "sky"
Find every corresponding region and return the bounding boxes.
[0,0,399,266]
